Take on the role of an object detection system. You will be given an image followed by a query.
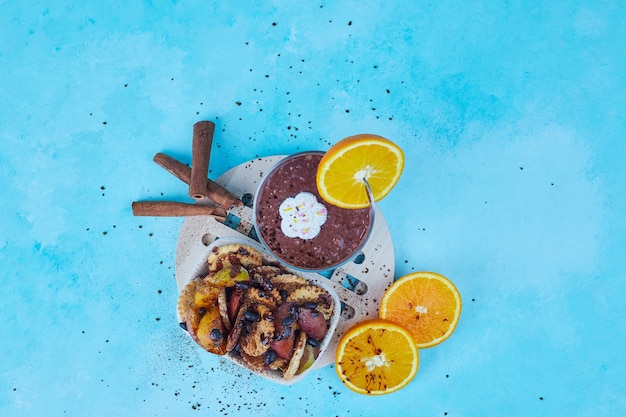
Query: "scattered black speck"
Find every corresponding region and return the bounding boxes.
[348,21,352,25]
[520,166,524,170]
[102,231,107,235]
[124,83,128,87]
[386,89,390,93]
[472,298,475,302]
[158,289,162,294]
[241,193,254,207]
[102,121,107,125]
[149,233,153,237]
[539,397,544,400]
[236,101,242,106]
[345,109,349,113]
[155,317,160,321]
[272,22,277,26]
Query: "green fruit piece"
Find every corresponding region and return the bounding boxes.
[205,267,249,288]
[296,344,317,375]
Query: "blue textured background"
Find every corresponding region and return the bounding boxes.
[1,1,625,416]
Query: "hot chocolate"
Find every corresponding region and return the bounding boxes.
[254,152,372,270]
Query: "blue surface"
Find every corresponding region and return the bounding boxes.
[1,1,625,416]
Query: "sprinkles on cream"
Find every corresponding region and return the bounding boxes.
[279,192,328,240]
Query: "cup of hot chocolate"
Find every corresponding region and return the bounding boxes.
[253,151,373,271]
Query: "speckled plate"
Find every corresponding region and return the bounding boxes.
[176,156,395,379]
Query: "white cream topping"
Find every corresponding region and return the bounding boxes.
[279,192,328,240]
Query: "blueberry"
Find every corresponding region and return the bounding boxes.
[244,311,261,322]
[307,337,320,347]
[265,350,277,364]
[210,329,223,341]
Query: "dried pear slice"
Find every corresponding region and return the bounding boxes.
[187,303,228,355]
[283,331,307,381]
[204,266,250,288]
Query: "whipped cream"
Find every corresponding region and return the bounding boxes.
[279,192,328,240]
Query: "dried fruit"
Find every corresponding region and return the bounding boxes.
[178,242,335,381]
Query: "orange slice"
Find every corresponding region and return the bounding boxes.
[317,134,404,209]
[379,271,462,348]
[335,319,419,395]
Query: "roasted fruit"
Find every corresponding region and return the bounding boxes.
[178,242,335,381]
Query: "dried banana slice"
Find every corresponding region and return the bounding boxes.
[245,287,280,310]
[249,265,285,281]
[270,273,308,288]
[217,288,231,331]
[267,356,289,372]
[286,285,334,320]
[239,350,266,373]
[283,331,307,381]
[240,304,274,357]
[177,279,199,320]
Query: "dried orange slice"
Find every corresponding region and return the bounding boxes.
[335,319,419,395]
[316,134,404,209]
[379,271,462,348]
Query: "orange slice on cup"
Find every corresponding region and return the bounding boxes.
[316,134,404,209]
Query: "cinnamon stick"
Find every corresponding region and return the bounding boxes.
[153,152,242,209]
[132,201,227,220]
[189,121,215,200]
